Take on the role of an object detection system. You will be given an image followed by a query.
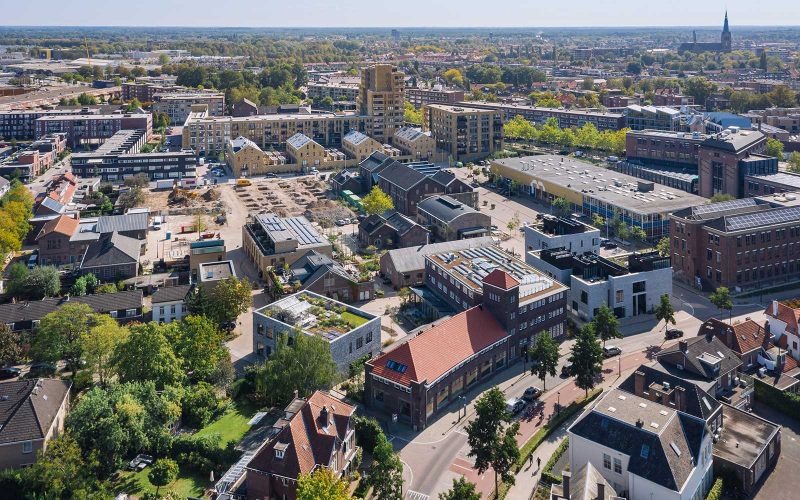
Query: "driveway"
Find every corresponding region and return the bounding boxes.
[752,404,800,500]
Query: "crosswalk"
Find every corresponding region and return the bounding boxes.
[406,490,430,500]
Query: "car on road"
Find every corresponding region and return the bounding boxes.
[665,328,684,339]
[28,362,56,377]
[335,219,348,226]
[561,362,573,377]
[0,367,21,380]
[523,386,542,401]
[603,345,622,358]
[506,397,525,414]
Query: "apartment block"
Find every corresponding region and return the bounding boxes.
[423,104,503,163]
[307,78,360,101]
[121,80,183,102]
[35,113,152,147]
[153,91,225,125]
[462,101,625,131]
[358,64,405,143]
[405,85,465,108]
[523,215,601,254]
[623,105,681,131]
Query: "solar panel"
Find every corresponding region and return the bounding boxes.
[692,198,757,216]
[726,206,800,231]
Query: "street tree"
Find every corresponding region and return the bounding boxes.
[529,332,559,391]
[362,186,394,216]
[465,387,520,496]
[569,325,603,397]
[297,467,350,500]
[113,322,184,388]
[591,304,622,348]
[369,433,404,500]
[654,294,677,339]
[207,276,253,328]
[148,458,179,496]
[0,323,23,367]
[439,477,481,500]
[709,286,734,324]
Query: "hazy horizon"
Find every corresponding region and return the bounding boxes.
[2,0,799,28]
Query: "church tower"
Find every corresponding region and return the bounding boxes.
[721,11,732,52]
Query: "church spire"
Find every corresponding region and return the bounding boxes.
[723,11,730,33]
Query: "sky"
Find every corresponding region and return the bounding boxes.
[2,0,800,27]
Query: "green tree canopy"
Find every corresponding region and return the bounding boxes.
[362,186,394,216]
[529,332,559,391]
[654,294,677,337]
[369,433,404,500]
[31,302,96,371]
[591,304,622,348]
[569,325,603,396]
[148,458,179,495]
[439,477,480,500]
[207,277,253,328]
[709,286,733,323]
[297,467,351,500]
[113,322,184,388]
[766,137,785,159]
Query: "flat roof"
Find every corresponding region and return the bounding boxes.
[493,155,707,214]
[748,172,800,189]
[463,100,623,118]
[428,245,565,303]
[713,404,779,468]
[627,129,709,141]
[198,260,236,281]
[595,388,676,432]
[255,213,325,246]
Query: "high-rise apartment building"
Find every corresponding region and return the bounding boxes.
[358,64,405,143]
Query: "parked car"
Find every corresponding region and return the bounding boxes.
[505,397,525,415]
[335,219,348,226]
[561,362,573,377]
[603,345,622,358]
[265,173,278,178]
[665,328,684,339]
[28,362,56,377]
[0,367,21,380]
[601,241,618,249]
[523,386,542,402]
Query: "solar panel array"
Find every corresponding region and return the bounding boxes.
[257,214,324,245]
[692,197,757,216]
[439,246,555,295]
[726,206,800,231]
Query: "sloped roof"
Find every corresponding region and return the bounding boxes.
[0,379,71,444]
[151,284,192,304]
[417,195,477,223]
[618,365,720,422]
[81,232,141,269]
[483,269,520,290]
[369,306,508,386]
[247,391,354,480]
[287,133,313,150]
[567,462,618,500]
[395,127,429,142]
[765,301,800,335]
[378,162,428,191]
[657,334,742,381]
[0,290,143,325]
[36,214,78,239]
[96,212,148,234]
[343,130,371,146]
[229,136,261,153]
[36,196,65,215]
[699,318,769,355]
[383,237,496,274]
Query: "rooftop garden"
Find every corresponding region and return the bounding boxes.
[264,293,371,336]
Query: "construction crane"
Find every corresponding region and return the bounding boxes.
[83,37,91,67]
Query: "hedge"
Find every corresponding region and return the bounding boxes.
[539,437,569,485]
[496,389,602,499]
[754,378,800,417]
[705,477,723,500]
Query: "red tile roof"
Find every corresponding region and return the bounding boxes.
[700,318,768,355]
[36,214,78,239]
[483,269,520,290]
[765,301,800,335]
[369,306,509,386]
[247,391,354,480]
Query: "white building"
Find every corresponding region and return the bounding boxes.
[151,284,191,324]
[764,300,800,361]
[569,388,714,500]
[523,215,601,254]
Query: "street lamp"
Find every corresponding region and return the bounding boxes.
[557,391,561,415]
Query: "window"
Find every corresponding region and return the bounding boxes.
[22,441,32,454]
[603,453,611,470]
[615,290,624,304]
[632,281,645,293]
[125,309,137,317]
[613,457,622,474]
[580,291,588,304]
[366,331,373,343]
[640,444,650,458]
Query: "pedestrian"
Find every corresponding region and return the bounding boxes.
[529,454,533,467]
[537,456,541,470]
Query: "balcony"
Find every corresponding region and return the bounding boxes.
[716,373,754,409]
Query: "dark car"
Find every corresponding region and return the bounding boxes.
[561,362,572,377]
[523,386,542,401]
[602,241,618,249]
[0,367,21,380]
[28,362,56,377]
[666,328,684,339]
[603,345,622,358]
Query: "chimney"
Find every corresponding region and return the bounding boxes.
[562,471,571,499]
[320,405,329,428]
[725,327,733,348]
[293,389,299,400]
[773,300,779,317]
[634,370,646,396]
[596,482,605,500]
[674,386,686,412]
[678,340,688,353]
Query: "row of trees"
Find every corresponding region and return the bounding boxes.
[504,117,628,155]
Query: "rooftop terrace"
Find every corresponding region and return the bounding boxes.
[258,292,374,342]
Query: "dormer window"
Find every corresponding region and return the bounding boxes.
[275,442,289,460]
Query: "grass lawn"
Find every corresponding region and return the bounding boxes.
[114,467,207,498]
[341,310,369,328]
[195,398,261,447]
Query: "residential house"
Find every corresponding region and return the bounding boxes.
[198,260,236,294]
[393,127,437,162]
[151,284,192,324]
[96,212,149,240]
[287,250,373,302]
[244,391,357,500]
[35,214,84,267]
[376,163,477,217]
[0,291,144,332]
[0,379,72,469]
[550,463,620,500]
[341,130,383,162]
[329,169,363,196]
[764,300,800,362]
[79,232,142,281]
[358,211,429,250]
[415,195,490,242]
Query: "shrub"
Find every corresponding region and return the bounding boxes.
[170,433,238,473]
[706,477,723,500]
[754,378,800,416]
[353,415,384,454]
[181,382,220,428]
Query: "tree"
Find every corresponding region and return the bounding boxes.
[503,115,536,141]
[207,276,253,328]
[362,186,394,216]
[252,330,338,407]
[71,273,99,296]
[439,477,480,500]
[31,303,94,372]
[654,294,676,338]
[766,137,784,159]
[656,237,670,257]
[123,173,150,189]
[118,187,145,210]
[81,315,128,385]
[148,458,179,496]
[22,265,61,299]
[23,434,104,498]
[169,315,227,382]
[181,381,219,427]
[709,286,734,324]
[528,332,559,391]
[297,467,351,500]
[403,102,423,125]
[681,77,718,107]
[465,387,519,496]
[591,304,622,348]
[628,226,647,246]
[353,414,384,454]
[0,324,23,367]
[369,433,404,500]
[5,262,29,299]
[788,151,800,173]
[443,68,464,87]
[551,197,570,217]
[709,193,735,203]
[113,322,183,388]
[759,50,768,71]
[569,325,603,397]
